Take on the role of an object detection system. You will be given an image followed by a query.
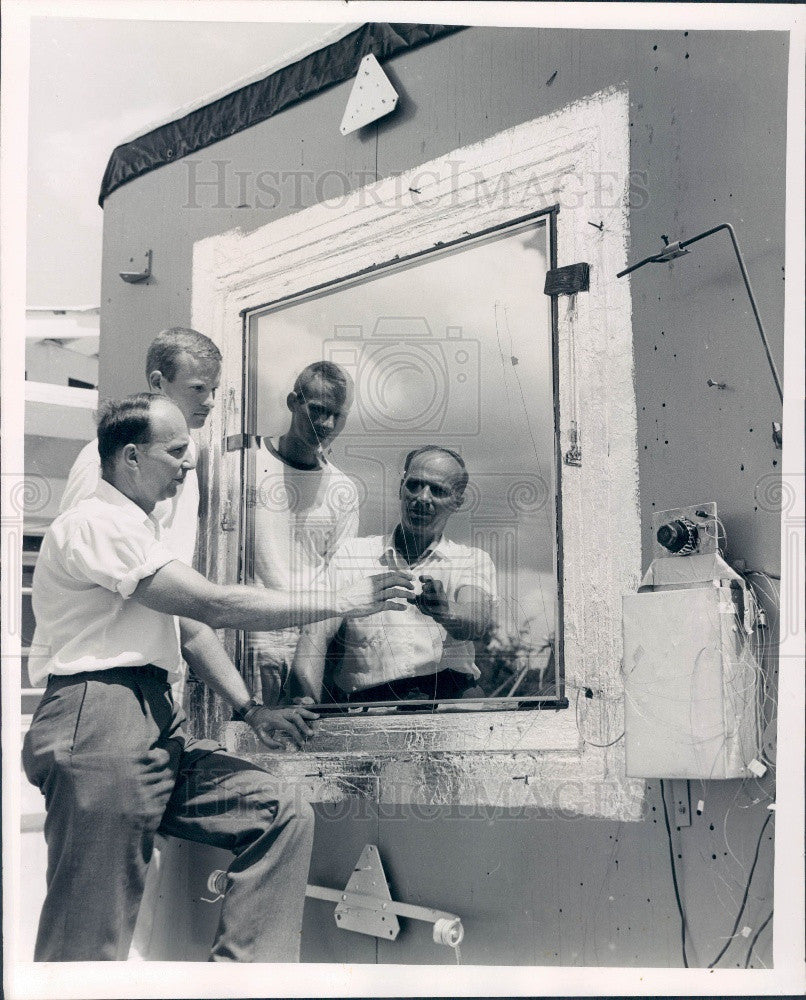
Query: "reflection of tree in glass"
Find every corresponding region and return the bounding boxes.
[474,621,555,697]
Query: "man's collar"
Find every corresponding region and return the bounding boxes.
[94,477,155,528]
[385,526,450,564]
[262,435,326,471]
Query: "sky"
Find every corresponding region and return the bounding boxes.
[26,16,347,306]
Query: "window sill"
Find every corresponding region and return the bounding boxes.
[222,709,644,820]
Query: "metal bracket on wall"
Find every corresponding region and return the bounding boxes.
[119,250,152,283]
[564,420,582,467]
[340,53,399,135]
[543,266,589,466]
[668,778,692,828]
[544,262,590,296]
[305,844,465,948]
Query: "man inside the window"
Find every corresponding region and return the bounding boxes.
[292,446,497,704]
[248,361,359,706]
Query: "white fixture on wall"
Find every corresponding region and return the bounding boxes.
[623,502,761,779]
[340,53,399,134]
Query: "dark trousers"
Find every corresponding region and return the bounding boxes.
[22,666,314,962]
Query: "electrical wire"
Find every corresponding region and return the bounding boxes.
[743,909,773,968]
[575,689,625,747]
[659,778,689,968]
[492,301,553,638]
[707,810,774,968]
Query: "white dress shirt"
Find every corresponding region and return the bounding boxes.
[60,437,199,565]
[325,532,497,694]
[29,479,182,685]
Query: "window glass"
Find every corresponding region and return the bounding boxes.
[243,220,559,711]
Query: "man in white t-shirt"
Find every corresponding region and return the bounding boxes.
[61,326,221,564]
[292,446,497,705]
[248,361,360,705]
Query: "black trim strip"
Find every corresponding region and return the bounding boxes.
[287,697,571,715]
[99,22,466,206]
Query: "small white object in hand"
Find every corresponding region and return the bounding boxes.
[410,577,424,598]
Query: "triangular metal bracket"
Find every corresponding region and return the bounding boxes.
[340,54,399,135]
[305,844,464,947]
[333,844,400,940]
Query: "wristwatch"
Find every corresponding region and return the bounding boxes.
[233,697,262,723]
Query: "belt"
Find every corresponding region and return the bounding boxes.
[48,663,169,683]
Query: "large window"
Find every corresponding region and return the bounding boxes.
[194,90,642,818]
[240,217,561,711]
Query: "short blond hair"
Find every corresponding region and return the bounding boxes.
[145,328,221,381]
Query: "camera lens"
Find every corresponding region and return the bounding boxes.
[657,518,699,554]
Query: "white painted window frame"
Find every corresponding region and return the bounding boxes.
[192,88,644,819]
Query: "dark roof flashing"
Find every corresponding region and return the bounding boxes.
[99,22,466,206]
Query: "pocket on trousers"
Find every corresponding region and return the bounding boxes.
[67,679,90,755]
[22,676,89,785]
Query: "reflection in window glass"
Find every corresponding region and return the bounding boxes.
[243,220,559,709]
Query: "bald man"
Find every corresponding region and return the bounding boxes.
[292,446,496,705]
[24,393,412,961]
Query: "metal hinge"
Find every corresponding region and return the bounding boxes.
[544,262,590,296]
[220,499,237,532]
[304,844,464,948]
[225,433,260,452]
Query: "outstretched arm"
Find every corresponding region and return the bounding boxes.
[133,559,412,631]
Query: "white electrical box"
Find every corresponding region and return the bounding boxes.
[622,586,759,779]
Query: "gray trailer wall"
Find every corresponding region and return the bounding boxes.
[99,27,785,965]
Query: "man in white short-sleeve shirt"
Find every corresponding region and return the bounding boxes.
[23,394,413,962]
[248,361,359,705]
[292,446,497,704]
[57,327,222,959]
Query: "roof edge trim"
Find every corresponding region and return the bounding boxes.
[99,22,466,207]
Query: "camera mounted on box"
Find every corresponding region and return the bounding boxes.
[652,502,719,559]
